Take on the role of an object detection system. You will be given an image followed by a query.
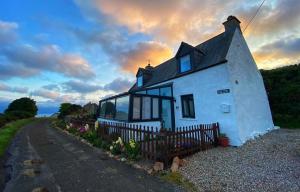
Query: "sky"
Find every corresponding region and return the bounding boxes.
[0,0,299,115]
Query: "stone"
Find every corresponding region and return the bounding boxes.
[133,164,142,169]
[147,168,154,175]
[179,159,187,167]
[153,162,164,172]
[32,187,49,192]
[171,156,180,172]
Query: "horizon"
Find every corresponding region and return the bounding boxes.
[1,0,300,115]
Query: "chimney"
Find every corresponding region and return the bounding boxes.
[223,15,241,33]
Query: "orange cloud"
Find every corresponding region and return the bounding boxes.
[118,41,172,73]
[85,0,234,45]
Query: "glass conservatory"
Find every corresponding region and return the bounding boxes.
[99,85,175,130]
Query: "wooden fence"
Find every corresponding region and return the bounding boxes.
[96,121,220,165]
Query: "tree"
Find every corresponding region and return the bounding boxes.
[4,97,38,118]
[58,103,82,119]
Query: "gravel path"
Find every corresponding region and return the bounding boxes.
[180,129,300,192]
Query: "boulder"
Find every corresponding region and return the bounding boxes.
[153,161,164,172]
[171,156,180,172]
[179,159,187,167]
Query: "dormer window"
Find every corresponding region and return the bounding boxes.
[137,76,143,87]
[180,54,191,73]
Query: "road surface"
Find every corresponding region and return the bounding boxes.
[4,119,180,192]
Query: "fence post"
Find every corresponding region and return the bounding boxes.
[213,123,219,147]
[200,125,205,150]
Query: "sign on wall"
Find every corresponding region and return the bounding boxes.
[217,89,230,94]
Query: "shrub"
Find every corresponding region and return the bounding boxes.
[110,137,124,155]
[125,139,140,160]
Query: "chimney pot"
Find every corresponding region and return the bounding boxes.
[223,15,241,33]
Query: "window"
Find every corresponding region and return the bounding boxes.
[147,88,159,95]
[181,94,195,118]
[115,96,129,120]
[136,90,146,94]
[99,101,106,117]
[180,55,191,73]
[142,97,151,119]
[105,99,116,118]
[152,98,159,118]
[132,97,141,119]
[137,76,143,87]
[160,87,172,96]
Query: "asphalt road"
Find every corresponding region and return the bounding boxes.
[4,119,180,192]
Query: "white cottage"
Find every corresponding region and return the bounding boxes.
[98,16,274,146]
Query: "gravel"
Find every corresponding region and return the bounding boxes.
[179,129,300,192]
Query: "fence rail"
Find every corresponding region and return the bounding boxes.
[70,119,219,165]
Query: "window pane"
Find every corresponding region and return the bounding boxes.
[147,89,159,95]
[142,97,151,120]
[137,76,143,87]
[181,94,195,118]
[183,99,189,116]
[99,101,106,117]
[180,55,191,73]
[160,87,172,96]
[115,96,129,120]
[132,97,141,119]
[105,99,115,119]
[188,99,195,117]
[152,98,159,118]
[136,90,146,94]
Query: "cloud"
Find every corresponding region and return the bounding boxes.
[76,0,245,44]
[0,82,28,93]
[253,36,300,68]
[1,44,95,79]
[0,20,18,44]
[0,19,95,80]
[31,88,77,103]
[115,41,172,73]
[62,78,133,94]
[42,84,61,91]
[62,80,102,93]
[237,0,300,37]
[103,78,133,92]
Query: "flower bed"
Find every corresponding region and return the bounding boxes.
[54,120,141,162]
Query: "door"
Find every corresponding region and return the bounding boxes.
[161,99,172,130]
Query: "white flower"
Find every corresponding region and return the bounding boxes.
[85,124,89,131]
[110,146,113,151]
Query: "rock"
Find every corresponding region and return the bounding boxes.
[32,187,49,192]
[147,168,154,175]
[153,162,164,172]
[133,164,142,169]
[179,159,187,167]
[171,156,180,172]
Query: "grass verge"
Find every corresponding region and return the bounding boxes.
[160,172,197,192]
[0,118,36,157]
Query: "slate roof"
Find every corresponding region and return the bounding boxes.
[129,30,235,92]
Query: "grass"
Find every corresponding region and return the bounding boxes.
[160,172,197,192]
[0,118,37,157]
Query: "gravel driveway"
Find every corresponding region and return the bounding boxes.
[180,129,300,192]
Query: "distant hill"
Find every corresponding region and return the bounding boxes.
[260,64,300,128]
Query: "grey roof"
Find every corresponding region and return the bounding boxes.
[129,30,234,92]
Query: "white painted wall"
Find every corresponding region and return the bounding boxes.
[149,64,240,145]
[225,28,274,145]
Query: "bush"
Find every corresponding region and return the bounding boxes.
[125,139,140,160]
